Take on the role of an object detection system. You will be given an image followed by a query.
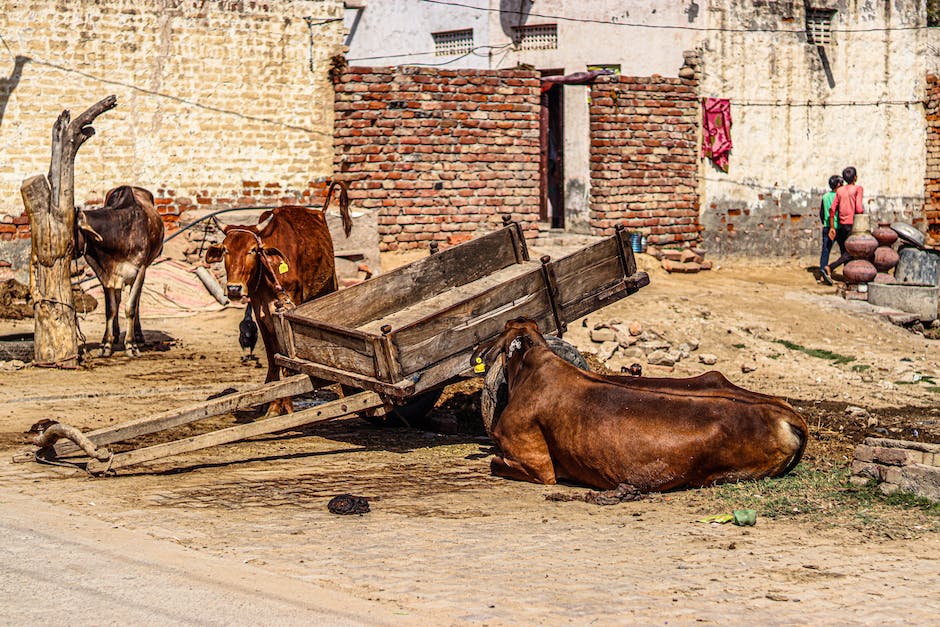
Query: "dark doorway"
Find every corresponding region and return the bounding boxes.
[540,70,564,228]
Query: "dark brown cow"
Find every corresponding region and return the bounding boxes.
[76,186,164,357]
[474,318,808,491]
[205,182,352,414]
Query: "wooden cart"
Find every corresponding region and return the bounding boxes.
[18,220,648,474]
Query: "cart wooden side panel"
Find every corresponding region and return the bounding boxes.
[554,227,648,324]
[289,225,527,329]
[290,322,381,380]
[392,269,557,375]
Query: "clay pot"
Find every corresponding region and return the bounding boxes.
[872,222,898,246]
[851,214,871,234]
[873,272,897,284]
[843,259,877,284]
[872,245,900,272]
[844,232,878,259]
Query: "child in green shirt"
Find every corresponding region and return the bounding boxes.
[819,175,842,285]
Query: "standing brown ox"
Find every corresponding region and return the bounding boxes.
[474,318,808,491]
[205,182,352,414]
[77,186,164,357]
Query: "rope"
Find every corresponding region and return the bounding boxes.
[34,454,94,475]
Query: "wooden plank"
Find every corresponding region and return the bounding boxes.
[392,268,545,350]
[374,334,401,383]
[53,375,315,457]
[561,272,650,323]
[85,392,384,474]
[357,261,540,335]
[272,311,297,359]
[291,331,378,379]
[508,221,530,263]
[552,237,619,284]
[276,355,416,399]
[616,227,638,277]
[556,255,624,308]
[286,318,375,352]
[291,227,519,329]
[398,288,554,374]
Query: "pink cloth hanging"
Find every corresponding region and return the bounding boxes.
[702,98,732,172]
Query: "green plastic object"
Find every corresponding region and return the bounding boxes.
[732,509,757,526]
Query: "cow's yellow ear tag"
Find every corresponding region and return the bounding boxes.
[473,357,486,374]
[278,262,289,274]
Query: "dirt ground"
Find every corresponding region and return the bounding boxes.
[2,255,939,623]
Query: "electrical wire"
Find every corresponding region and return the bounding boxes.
[420,0,933,34]
[405,43,515,67]
[347,42,512,63]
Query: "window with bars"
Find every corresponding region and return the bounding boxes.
[806,9,835,45]
[432,29,474,56]
[513,24,558,51]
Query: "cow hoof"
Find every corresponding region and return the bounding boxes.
[100,345,112,358]
[127,346,141,358]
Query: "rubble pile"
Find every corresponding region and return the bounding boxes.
[646,246,713,274]
[586,318,709,369]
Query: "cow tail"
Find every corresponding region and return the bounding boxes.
[775,418,807,478]
[324,180,353,237]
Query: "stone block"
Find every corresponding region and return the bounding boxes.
[854,444,874,462]
[596,341,619,362]
[867,283,939,323]
[884,466,903,484]
[646,349,676,366]
[851,460,886,480]
[591,328,617,343]
[878,482,899,496]
[898,464,940,501]
[662,249,684,261]
[871,447,925,466]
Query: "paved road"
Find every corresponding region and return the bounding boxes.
[0,490,407,626]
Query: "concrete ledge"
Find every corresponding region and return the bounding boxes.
[867,283,938,322]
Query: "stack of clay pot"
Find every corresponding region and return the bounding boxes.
[871,221,900,282]
[842,214,878,284]
[842,215,901,285]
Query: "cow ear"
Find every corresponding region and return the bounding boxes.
[471,337,502,367]
[77,212,103,243]
[205,243,225,264]
[263,246,285,260]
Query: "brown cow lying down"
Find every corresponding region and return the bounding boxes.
[205,181,352,414]
[473,318,808,491]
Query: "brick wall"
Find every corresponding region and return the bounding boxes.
[925,74,940,238]
[333,66,541,251]
[588,76,701,246]
[0,0,342,229]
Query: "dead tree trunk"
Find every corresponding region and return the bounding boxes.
[20,95,117,368]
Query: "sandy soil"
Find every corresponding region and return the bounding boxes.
[1,256,939,623]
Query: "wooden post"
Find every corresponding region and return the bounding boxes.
[21,95,117,367]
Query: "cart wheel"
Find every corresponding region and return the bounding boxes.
[481,335,586,435]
